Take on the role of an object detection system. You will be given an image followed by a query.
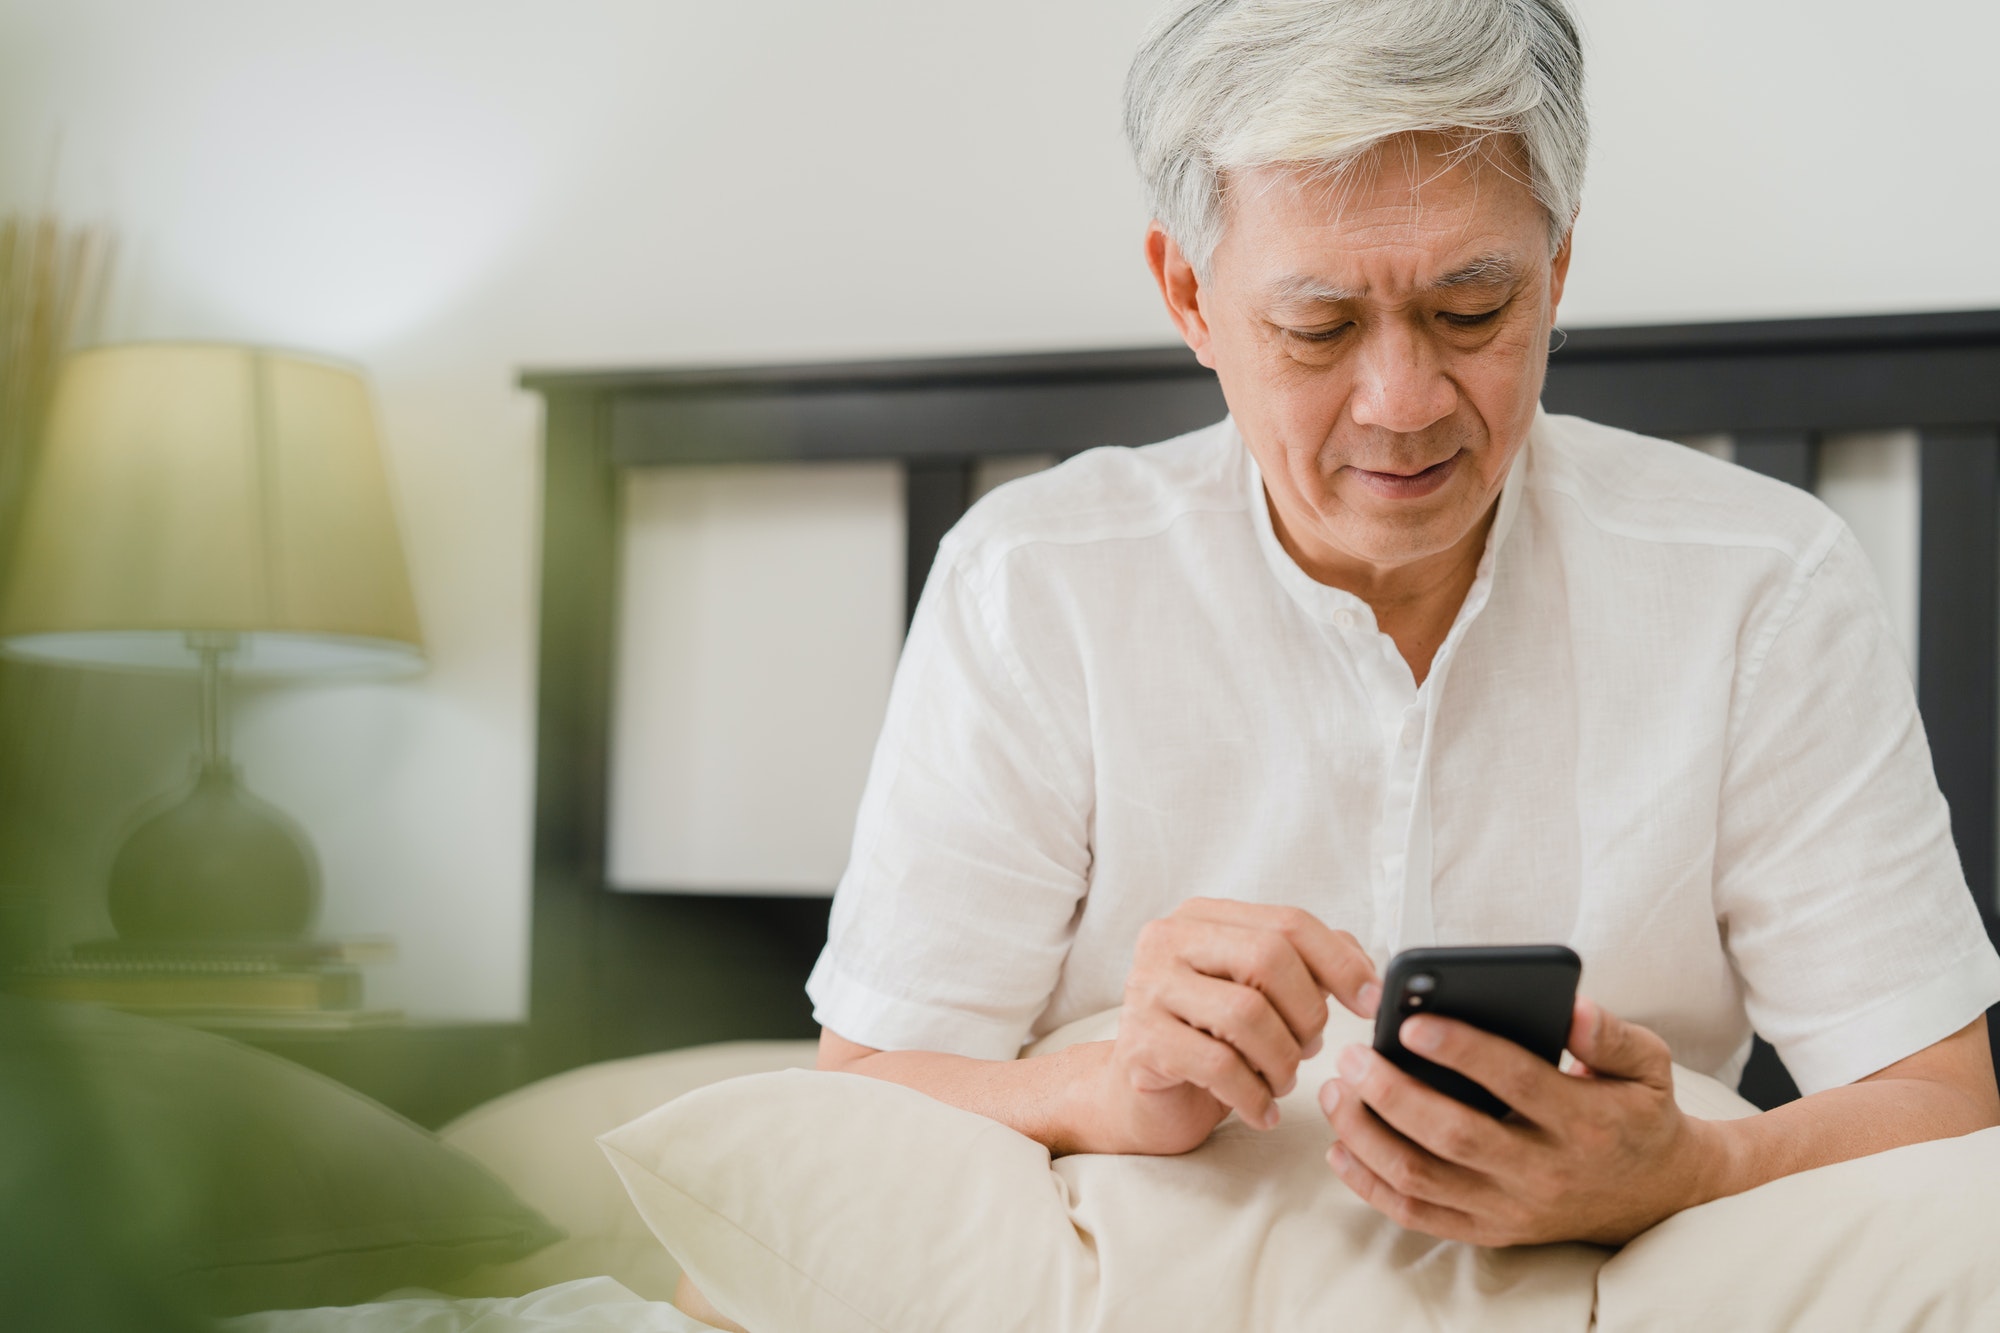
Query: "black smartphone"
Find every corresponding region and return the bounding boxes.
[1370,944,1582,1118]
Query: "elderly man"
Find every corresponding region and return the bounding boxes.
[804,0,2000,1251]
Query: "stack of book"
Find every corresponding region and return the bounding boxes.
[4,936,401,1032]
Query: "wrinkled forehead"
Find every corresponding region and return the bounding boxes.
[1215,133,1551,295]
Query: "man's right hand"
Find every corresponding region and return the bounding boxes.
[1081,898,1380,1155]
[817,898,1378,1159]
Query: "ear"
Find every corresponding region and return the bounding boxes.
[1145,222,1216,369]
[1547,216,1576,324]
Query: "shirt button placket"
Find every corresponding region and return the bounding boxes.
[1344,613,1413,955]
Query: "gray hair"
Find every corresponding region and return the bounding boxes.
[1123,0,1588,276]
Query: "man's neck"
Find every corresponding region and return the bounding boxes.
[1267,496,1499,687]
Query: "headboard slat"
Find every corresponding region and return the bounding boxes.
[1919,425,2000,938]
[1731,429,1819,493]
[1542,343,2000,436]
[608,372,1225,468]
[905,459,979,628]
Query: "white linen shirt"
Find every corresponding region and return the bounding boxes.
[805,411,2000,1093]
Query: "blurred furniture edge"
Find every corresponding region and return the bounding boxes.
[516,310,2000,1119]
[241,1020,531,1129]
[8,1005,526,1130]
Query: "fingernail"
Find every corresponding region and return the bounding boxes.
[1302,1033,1324,1058]
[1329,1143,1352,1170]
[1318,1081,1342,1115]
[1337,1045,1367,1080]
[1261,1105,1281,1129]
[1402,1016,1440,1054]
[1358,981,1382,1015]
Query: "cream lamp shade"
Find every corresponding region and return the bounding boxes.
[0,343,423,675]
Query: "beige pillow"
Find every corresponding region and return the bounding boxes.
[600,1008,1757,1333]
[441,1041,818,1300]
[1596,1124,2000,1331]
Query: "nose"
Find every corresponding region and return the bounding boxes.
[1346,320,1457,435]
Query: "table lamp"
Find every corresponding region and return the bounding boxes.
[0,344,424,943]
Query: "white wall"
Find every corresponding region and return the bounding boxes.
[1567,1,2000,325]
[2,0,1994,1018]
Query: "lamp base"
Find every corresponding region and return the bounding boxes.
[107,761,321,943]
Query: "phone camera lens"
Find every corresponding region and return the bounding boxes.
[1406,973,1437,996]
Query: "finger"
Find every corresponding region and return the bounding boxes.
[1279,916,1378,1019]
[1162,920,1328,1047]
[1319,1075,1494,1211]
[1157,970,1305,1095]
[1174,899,1379,1019]
[1332,1041,1517,1171]
[1325,1140,1479,1242]
[1565,997,1672,1087]
[1125,1011,1281,1129]
[1397,1013,1568,1125]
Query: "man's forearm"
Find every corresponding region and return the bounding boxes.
[824,1040,1113,1157]
[1694,1022,2000,1207]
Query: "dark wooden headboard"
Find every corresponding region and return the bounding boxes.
[520,309,2000,1107]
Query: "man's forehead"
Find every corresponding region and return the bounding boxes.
[1221,138,1546,301]
[1260,251,1527,306]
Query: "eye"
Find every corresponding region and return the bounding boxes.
[1284,323,1353,344]
[1439,305,1506,328]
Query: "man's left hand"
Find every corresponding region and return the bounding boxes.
[1317,997,1721,1247]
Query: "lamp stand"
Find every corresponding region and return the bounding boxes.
[106,633,322,943]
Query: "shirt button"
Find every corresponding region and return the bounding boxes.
[1333,610,1358,630]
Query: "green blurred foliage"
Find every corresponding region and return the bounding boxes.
[0,998,210,1331]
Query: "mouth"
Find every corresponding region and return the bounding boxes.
[1346,452,1462,500]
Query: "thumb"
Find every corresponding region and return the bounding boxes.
[1566,997,1664,1083]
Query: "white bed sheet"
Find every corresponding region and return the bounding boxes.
[224,1278,724,1333]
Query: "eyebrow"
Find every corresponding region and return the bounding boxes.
[1428,252,1525,290]
[1262,251,1527,306]
[1264,274,1361,305]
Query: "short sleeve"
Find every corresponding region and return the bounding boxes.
[805,542,1094,1060]
[1714,526,2000,1094]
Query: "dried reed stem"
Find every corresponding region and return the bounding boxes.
[0,215,112,948]
[0,213,114,560]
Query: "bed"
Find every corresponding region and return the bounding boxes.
[149,999,2000,1332]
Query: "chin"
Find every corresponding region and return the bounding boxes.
[1321,494,1472,561]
